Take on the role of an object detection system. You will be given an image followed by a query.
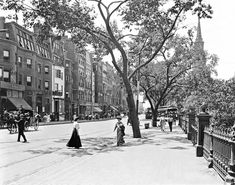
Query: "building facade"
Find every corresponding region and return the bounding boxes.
[0,17,126,118]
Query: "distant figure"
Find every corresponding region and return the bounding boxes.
[66,117,82,149]
[114,116,125,146]
[35,113,41,123]
[126,112,131,126]
[168,117,173,132]
[159,117,166,132]
[15,114,27,143]
[18,105,25,115]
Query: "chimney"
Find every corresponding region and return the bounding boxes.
[0,17,5,30]
[33,24,40,34]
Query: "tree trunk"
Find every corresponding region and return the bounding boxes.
[152,109,158,127]
[125,83,141,138]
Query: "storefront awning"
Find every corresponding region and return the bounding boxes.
[110,106,118,111]
[8,97,32,110]
[93,107,102,113]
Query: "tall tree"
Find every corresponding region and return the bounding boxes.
[3,0,212,138]
[139,35,194,126]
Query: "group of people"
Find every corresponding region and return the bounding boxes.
[66,115,126,149]
[66,115,176,150]
[2,107,29,143]
[159,116,174,132]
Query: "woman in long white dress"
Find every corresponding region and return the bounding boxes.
[66,118,82,149]
[114,116,125,146]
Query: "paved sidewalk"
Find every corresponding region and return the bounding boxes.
[39,117,115,126]
[7,124,223,185]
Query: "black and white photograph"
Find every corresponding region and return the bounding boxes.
[0,0,234,184]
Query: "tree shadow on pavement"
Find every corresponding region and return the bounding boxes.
[165,146,188,150]
[26,147,62,154]
[25,128,192,157]
[162,136,192,144]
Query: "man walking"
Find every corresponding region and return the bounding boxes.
[15,114,27,143]
[168,116,173,132]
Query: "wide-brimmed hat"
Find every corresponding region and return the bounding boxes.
[116,115,122,120]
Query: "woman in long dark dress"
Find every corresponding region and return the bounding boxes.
[114,116,125,146]
[66,118,82,149]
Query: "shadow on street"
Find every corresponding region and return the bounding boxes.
[24,126,192,158]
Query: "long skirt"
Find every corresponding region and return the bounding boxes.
[66,128,82,149]
[117,128,125,146]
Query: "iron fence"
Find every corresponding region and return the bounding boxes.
[179,113,235,184]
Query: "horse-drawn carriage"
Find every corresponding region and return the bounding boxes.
[1,109,39,134]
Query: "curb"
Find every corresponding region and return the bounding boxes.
[39,117,116,126]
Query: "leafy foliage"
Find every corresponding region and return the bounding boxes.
[2,0,214,136]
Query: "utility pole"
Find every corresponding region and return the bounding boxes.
[90,54,94,119]
[136,53,141,117]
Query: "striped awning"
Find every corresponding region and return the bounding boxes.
[110,106,118,111]
[8,97,32,110]
[93,107,102,113]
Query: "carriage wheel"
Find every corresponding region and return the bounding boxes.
[24,121,29,131]
[7,122,12,132]
[0,121,4,128]
[11,124,17,133]
[34,120,39,131]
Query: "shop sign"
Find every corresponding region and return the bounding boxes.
[0,81,25,91]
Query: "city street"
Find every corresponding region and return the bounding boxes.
[0,117,118,185]
[0,115,223,185]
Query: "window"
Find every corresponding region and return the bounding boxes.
[26,76,32,86]
[55,83,59,91]
[37,64,41,73]
[6,32,9,39]
[66,75,70,82]
[18,56,22,67]
[17,35,25,47]
[26,58,32,68]
[3,50,10,58]
[0,67,2,79]
[17,29,34,51]
[3,70,10,82]
[56,69,63,79]
[18,74,22,84]
[45,81,49,90]
[56,69,61,78]
[65,92,69,98]
[45,66,49,74]
[38,79,41,89]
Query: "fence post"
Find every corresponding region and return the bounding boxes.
[208,123,214,168]
[187,112,195,140]
[196,110,211,157]
[178,113,182,128]
[225,125,235,185]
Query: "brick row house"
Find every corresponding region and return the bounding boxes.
[0,17,127,120]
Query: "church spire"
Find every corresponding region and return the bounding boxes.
[194,16,204,51]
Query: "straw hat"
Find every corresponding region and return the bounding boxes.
[116,115,122,120]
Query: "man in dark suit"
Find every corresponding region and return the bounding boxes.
[15,114,27,143]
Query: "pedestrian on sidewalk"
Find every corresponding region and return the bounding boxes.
[159,117,166,132]
[126,112,131,126]
[168,116,173,132]
[15,114,27,143]
[114,116,125,146]
[66,117,82,149]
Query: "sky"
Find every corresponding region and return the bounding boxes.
[0,0,235,80]
[93,0,235,80]
[196,0,235,80]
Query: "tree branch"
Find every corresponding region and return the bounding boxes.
[128,4,186,80]
[109,0,128,18]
